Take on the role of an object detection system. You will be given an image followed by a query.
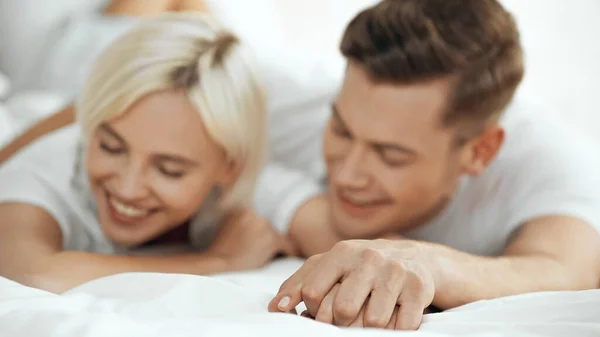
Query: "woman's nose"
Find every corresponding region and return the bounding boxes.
[114,165,148,201]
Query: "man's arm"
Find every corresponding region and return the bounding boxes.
[270,215,600,329]
[430,215,600,309]
[288,195,342,257]
[0,105,75,164]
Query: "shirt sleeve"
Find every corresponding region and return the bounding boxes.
[504,125,600,235]
[253,162,325,234]
[0,168,73,247]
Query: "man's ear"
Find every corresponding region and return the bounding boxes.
[461,125,505,176]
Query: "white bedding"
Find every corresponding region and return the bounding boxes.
[1,258,599,337]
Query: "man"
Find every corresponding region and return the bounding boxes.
[3,0,600,331]
[261,0,600,331]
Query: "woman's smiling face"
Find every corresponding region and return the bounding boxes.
[86,90,237,247]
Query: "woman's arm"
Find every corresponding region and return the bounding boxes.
[0,203,229,293]
[0,203,293,293]
[103,0,179,17]
[174,0,209,12]
[0,105,75,165]
[103,0,209,17]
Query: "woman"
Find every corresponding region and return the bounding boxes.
[0,12,293,293]
[0,0,210,163]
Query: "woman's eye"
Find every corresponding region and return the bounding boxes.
[332,124,351,138]
[99,141,124,154]
[158,167,185,179]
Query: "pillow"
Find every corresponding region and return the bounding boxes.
[0,0,108,88]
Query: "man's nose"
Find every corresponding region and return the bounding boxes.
[334,144,369,189]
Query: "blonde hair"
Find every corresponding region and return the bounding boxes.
[76,12,267,210]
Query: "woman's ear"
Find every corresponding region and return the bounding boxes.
[461,125,505,176]
[217,159,241,187]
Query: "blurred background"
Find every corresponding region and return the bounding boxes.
[0,0,599,147]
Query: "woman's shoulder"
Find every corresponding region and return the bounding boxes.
[1,124,80,171]
[0,125,114,253]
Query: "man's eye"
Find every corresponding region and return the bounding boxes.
[377,149,410,168]
[383,158,408,167]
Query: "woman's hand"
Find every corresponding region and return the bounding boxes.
[207,210,297,271]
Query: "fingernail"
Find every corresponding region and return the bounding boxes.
[278,296,290,309]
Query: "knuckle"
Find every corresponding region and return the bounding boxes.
[361,247,385,264]
[408,272,426,294]
[305,254,321,266]
[364,314,389,328]
[332,240,355,254]
[301,285,322,303]
[333,301,360,321]
[387,260,407,276]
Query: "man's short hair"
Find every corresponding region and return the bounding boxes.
[341,0,524,132]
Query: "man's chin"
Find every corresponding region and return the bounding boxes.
[330,216,381,240]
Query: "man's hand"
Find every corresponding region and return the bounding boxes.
[268,239,436,330]
[207,210,297,271]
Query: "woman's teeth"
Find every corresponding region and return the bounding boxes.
[109,197,149,217]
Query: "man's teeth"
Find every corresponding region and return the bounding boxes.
[110,198,149,217]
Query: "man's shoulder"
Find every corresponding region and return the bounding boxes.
[494,101,597,177]
[460,99,600,214]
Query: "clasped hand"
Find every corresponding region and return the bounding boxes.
[268,239,437,330]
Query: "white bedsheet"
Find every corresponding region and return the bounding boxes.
[1,258,599,337]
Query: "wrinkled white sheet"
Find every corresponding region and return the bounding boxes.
[1,258,599,337]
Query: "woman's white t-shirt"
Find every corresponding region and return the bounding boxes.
[0,125,219,254]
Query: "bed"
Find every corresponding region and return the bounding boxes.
[1,258,599,337]
[0,1,599,336]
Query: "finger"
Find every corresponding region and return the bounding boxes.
[362,258,407,328]
[301,252,345,317]
[314,283,340,325]
[394,268,434,330]
[385,306,400,330]
[394,301,424,331]
[331,264,375,327]
[363,285,398,329]
[268,280,303,313]
[348,301,368,328]
[267,255,321,312]
[395,288,425,331]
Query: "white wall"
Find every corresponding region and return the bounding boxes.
[1,0,598,144]
[502,0,600,143]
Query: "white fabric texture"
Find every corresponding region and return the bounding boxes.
[0,258,599,337]
[404,100,600,255]
[0,0,110,89]
[258,99,600,256]
[0,125,219,254]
